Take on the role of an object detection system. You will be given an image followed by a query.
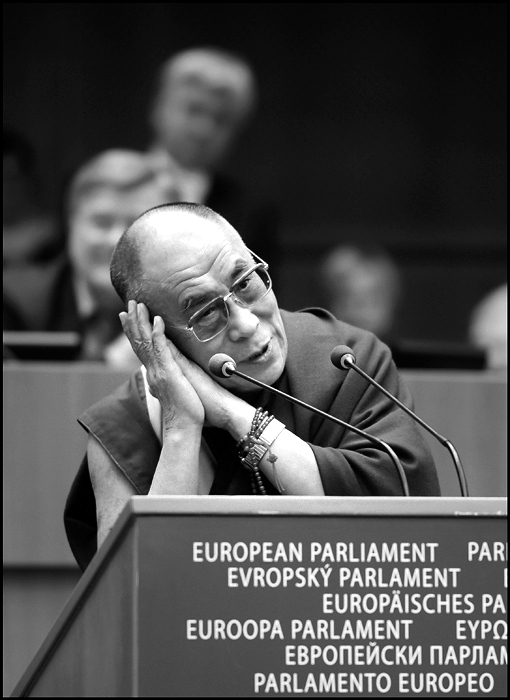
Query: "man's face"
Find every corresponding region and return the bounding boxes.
[142,216,288,394]
[331,267,396,339]
[151,78,243,171]
[69,184,167,297]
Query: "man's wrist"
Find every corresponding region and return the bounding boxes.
[221,399,257,438]
[162,412,204,436]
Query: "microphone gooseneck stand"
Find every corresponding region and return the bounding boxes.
[331,346,469,497]
[210,356,410,497]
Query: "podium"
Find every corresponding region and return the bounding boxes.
[12,496,507,697]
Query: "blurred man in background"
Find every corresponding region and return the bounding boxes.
[46,149,177,368]
[146,46,281,285]
[319,242,402,345]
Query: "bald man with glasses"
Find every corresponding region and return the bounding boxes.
[64,203,440,572]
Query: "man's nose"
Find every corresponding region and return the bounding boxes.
[225,298,259,341]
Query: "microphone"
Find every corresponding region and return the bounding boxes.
[330,345,469,497]
[208,353,409,496]
[209,354,237,378]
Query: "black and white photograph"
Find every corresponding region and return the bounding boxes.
[3,3,506,697]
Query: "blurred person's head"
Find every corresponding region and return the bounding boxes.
[468,283,507,369]
[148,47,257,171]
[320,242,401,342]
[66,149,177,309]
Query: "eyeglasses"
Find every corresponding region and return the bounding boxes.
[170,251,272,342]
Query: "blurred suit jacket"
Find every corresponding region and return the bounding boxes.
[200,172,282,292]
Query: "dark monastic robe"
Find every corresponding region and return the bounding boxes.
[64,308,440,571]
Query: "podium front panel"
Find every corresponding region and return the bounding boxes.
[23,527,138,697]
[134,502,507,697]
[14,497,507,698]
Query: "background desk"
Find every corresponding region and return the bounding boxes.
[3,363,507,695]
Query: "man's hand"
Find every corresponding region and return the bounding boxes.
[121,300,253,436]
[170,340,250,432]
[120,301,204,429]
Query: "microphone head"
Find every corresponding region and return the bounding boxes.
[330,345,356,370]
[208,353,237,378]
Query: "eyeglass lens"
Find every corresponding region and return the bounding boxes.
[191,265,271,341]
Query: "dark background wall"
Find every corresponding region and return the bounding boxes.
[3,2,507,343]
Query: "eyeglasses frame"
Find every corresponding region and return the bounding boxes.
[167,249,272,343]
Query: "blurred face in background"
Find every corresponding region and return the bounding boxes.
[322,246,401,341]
[151,82,242,171]
[150,56,254,171]
[68,181,169,304]
[330,265,397,339]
